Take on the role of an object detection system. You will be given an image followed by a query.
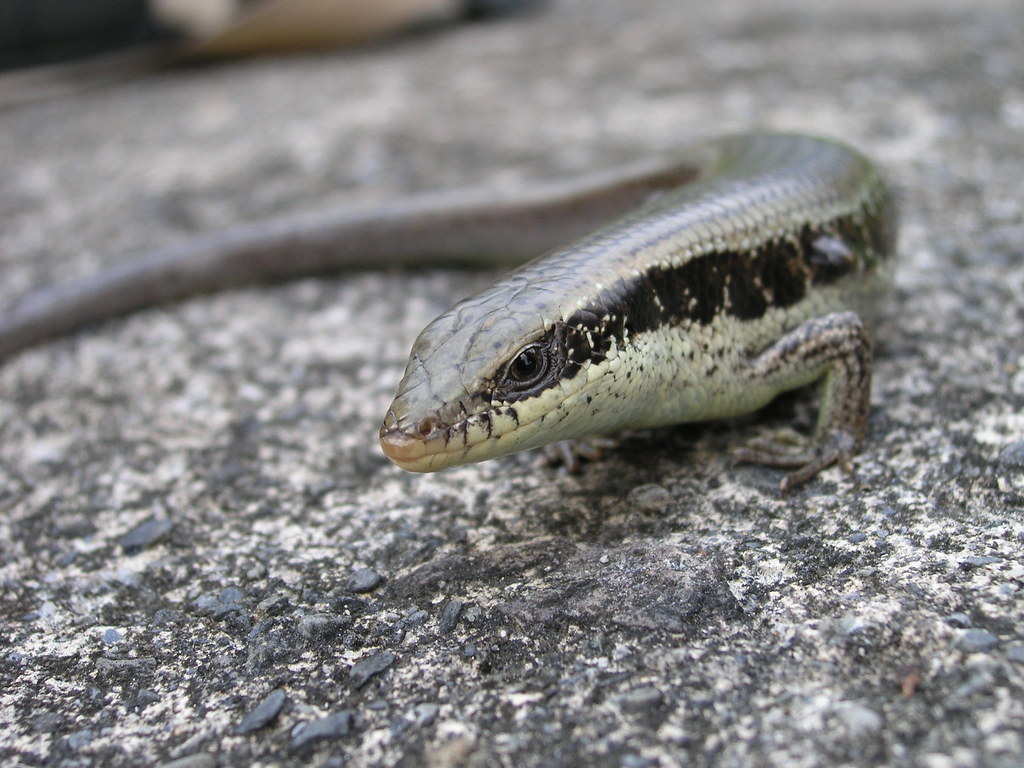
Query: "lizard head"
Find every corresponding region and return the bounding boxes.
[379,273,619,472]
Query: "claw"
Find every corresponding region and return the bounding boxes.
[733,428,858,492]
[542,437,620,473]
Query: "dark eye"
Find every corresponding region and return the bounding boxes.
[503,344,549,390]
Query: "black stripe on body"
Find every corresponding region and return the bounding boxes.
[561,210,889,369]
[492,202,893,405]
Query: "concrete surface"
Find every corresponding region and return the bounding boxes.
[1,0,1022,766]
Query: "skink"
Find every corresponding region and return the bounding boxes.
[1,133,896,489]
[379,133,896,489]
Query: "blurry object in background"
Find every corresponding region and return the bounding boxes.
[182,0,476,59]
[0,0,548,68]
[151,0,241,40]
[177,0,549,58]
[0,0,545,106]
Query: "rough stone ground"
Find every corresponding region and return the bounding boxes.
[1,1,1022,766]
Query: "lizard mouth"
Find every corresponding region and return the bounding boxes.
[379,400,537,473]
[379,410,461,472]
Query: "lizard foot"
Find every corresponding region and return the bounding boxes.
[542,437,620,474]
[732,428,858,493]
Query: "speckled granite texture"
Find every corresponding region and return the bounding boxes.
[1,1,1022,766]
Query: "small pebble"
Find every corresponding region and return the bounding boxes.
[960,556,1001,568]
[350,650,396,688]
[439,600,464,633]
[1005,645,1024,663]
[400,609,429,628]
[297,614,348,642]
[256,595,291,615]
[290,711,353,752]
[945,612,972,628]
[616,686,664,713]
[191,595,221,617]
[101,629,122,645]
[627,484,673,511]
[414,703,439,727]
[997,440,1024,468]
[347,568,384,593]
[247,619,273,641]
[832,702,883,736]
[151,609,182,627]
[957,628,999,653]
[236,689,288,735]
[135,689,160,709]
[219,587,245,604]
[155,755,217,768]
[120,518,174,552]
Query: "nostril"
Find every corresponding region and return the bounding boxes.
[415,416,442,437]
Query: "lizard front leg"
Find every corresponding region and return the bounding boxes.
[732,311,873,492]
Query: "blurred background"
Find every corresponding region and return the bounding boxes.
[0,0,542,70]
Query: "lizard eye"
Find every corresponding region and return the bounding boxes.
[501,344,549,391]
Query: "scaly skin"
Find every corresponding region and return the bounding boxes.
[379,133,896,489]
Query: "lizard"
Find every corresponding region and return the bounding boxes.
[0,133,896,490]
